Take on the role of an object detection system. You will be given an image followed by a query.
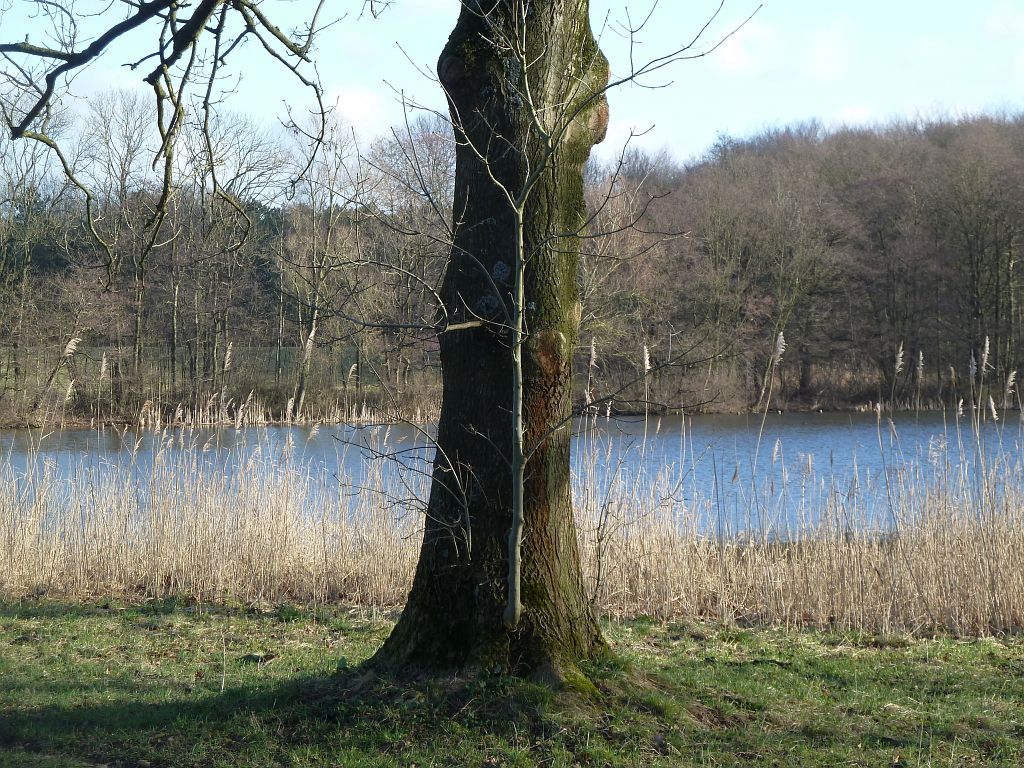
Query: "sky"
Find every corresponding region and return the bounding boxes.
[5,0,1024,163]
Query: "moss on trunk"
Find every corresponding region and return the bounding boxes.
[372,0,610,680]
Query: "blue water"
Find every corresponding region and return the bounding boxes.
[2,411,1019,535]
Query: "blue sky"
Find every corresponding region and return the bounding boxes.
[7,0,1024,162]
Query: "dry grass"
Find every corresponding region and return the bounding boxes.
[2,420,1023,637]
[587,496,1024,635]
[0,430,422,607]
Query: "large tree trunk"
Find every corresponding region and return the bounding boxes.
[373,0,610,679]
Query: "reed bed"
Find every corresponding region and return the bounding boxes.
[133,393,435,429]
[2,420,1023,637]
[0,429,423,607]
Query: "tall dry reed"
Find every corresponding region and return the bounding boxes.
[0,429,422,607]
[2,418,1023,637]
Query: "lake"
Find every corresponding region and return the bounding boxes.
[2,411,1019,537]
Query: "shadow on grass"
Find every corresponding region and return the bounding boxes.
[0,661,578,767]
[6,603,1017,766]
[0,597,402,630]
[1,653,893,768]
[0,596,207,621]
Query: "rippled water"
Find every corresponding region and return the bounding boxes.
[2,411,1019,534]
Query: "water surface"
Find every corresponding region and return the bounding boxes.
[2,411,1018,536]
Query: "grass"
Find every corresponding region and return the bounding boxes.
[0,599,1022,767]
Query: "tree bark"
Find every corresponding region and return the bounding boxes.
[373,0,610,679]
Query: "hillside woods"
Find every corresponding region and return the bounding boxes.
[3,106,1022,424]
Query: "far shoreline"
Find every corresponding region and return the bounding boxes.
[0,399,1009,433]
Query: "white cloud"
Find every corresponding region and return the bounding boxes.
[590,115,660,162]
[713,19,780,76]
[404,0,458,11]
[324,84,394,139]
[985,5,1024,88]
[984,1,1024,38]
[834,104,877,127]
[1015,52,1024,85]
[70,62,149,100]
[803,26,849,84]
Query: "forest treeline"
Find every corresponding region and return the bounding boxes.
[2,93,1022,425]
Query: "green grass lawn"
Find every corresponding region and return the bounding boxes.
[0,600,1021,767]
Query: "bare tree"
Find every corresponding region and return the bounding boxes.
[0,112,75,412]
[172,109,288,407]
[280,115,362,418]
[78,90,159,378]
[2,0,756,680]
